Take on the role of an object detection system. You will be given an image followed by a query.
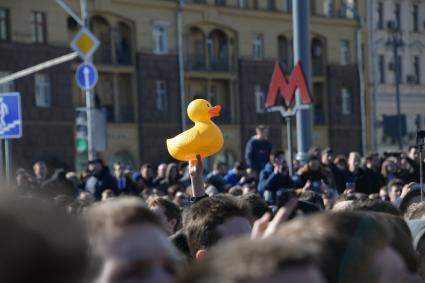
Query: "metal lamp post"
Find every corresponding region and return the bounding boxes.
[387,21,404,150]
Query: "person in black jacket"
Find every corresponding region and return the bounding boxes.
[362,153,385,195]
[85,159,117,200]
[244,125,273,174]
[42,168,77,200]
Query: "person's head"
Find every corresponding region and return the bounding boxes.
[147,197,182,235]
[232,161,245,176]
[157,163,168,179]
[85,197,181,283]
[213,161,227,176]
[174,191,189,208]
[366,153,380,170]
[177,237,326,283]
[321,148,334,165]
[407,220,425,279]
[309,147,322,159]
[0,193,88,283]
[333,198,401,216]
[101,189,115,201]
[409,146,420,161]
[165,163,179,182]
[228,186,243,197]
[379,186,389,201]
[88,159,104,175]
[388,179,404,203]
[334,155,348,171]
[33,161,48,179]
[239,193,273,220]
[140,163,154,180]
[15,168,31,186]
[308,157,321,172]
[348,152,361,172]
[382,157,398,177]
[298,191,325,211]
[255,125,268,140]
[182,195,251,259]
[270,150,285,166]
[405,202,425,220]
[277,212,414,283]
[113,162,125,178]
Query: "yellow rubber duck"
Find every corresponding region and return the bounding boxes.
[166,99,224,161]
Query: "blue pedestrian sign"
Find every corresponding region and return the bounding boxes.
[0,92,22,139]
[76,63,98,90]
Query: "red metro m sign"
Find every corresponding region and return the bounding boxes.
[265,61,313,108]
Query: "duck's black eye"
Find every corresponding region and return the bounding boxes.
[207,104,211,107]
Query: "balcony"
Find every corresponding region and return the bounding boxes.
[185,54,235,73]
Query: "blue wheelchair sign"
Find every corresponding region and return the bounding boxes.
[76,63,98,90]
[0,92,22,139]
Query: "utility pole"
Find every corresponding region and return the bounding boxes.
[387,21,403,150]
[80,0,96,161]
[177,0,186,131]
[293,0,313,163]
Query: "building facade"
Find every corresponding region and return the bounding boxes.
[0,0,363,171]
[367,0,425,152]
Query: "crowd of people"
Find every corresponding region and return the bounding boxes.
[2,124,425,282]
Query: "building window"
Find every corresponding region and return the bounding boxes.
[378,55,385,84]
[253,0,259,9]
[340,40,350,65]
[395,3,401,29]
[414,56,421,84]
[34,73,51,107]
[152,24,168,55]
[267,0,276,10]
[155,81,168,111]
[31,11,46,43]
[193,0,206,3]
[252,33,264,60]
[255,85,266,113]
[209,85,217,106]
[341,88,352,115]
[413,4,419,32]
[0,71,14,93]
[323,0,333,16]
[238,0,248,8]
[215,0,226,6]
[0,8,10,41]
[286,0,292,13]
[377,2,384,29]
[344,0,356,18]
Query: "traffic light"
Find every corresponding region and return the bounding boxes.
[75,107,88,153]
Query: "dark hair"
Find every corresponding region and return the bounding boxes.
[298,191,325,210]
[270,150,285,161]
[182,195,250,257]
[147,197,182,233]
[388,178,404,188]
[239,193,272,220]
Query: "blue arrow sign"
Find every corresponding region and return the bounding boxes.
[76,63,98,90]
[0,92,22,139]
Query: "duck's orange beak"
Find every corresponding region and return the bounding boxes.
[208,105,221,117]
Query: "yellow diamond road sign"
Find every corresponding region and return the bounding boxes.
[71,28,100,60]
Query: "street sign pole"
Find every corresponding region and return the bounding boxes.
[81,0,96,161]
[286,116,293,176]
[0,139,4,183]
[293,0,313,163]
[4,139,11,186]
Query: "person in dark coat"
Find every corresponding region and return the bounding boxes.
[113,161,139,196]
[244,125,273,175]
[362,153,386,195]
[85,159,117,200]
[42,168,77,199]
